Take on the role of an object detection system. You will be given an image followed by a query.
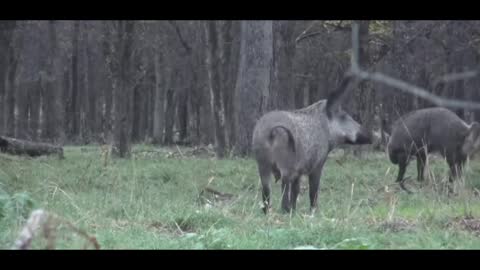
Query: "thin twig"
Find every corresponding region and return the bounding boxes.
[175,144,185,158]
[295,20,320,44]
[295,31,323,44]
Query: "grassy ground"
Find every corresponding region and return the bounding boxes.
[1,145,480,249]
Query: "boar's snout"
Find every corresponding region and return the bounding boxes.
[354,127,372,144]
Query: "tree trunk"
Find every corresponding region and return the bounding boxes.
[234,21,273,156]
[205,21,226,158]
[0,21,16,136]
[87,41,97,142]
[177,86,188,143]
[152,51,165,144]
[220,21,239,151]
[163,87,176,145]
[111,21,135,158]
[132,85,141,142]
[15,82,28,140]
[28,80,40,140]
[268,21,296,111]
[62,67,71,142]
[69,21,80,141]
[41,20,59,143]
[4,51,16,137]
[353,20,372,158]
[79,23,89,143]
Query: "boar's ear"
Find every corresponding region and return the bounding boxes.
[462,122,480,156]
[326,75,353,118]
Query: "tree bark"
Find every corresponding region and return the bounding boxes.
[68,21,80,141]
[205,21,226,158]
[41,20,59,143]
[234,21,273,157]
[0,21,16,136]
[15,81,28,140]
[268,21,296,111]
[86,38,98,142]
[29,80,40,140]
[111,21,135,158]
[163,86,176,145]
[353,20,372,157]
[3,50,16,137]
[152,51,165,144]
[220,21,239,151]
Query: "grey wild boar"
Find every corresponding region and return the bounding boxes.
[252,77,372,214]
[387,107,480,193]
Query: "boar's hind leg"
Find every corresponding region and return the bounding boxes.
[290,177,301,212]
[416,151,427,182]
[257,162,272,214]
[281,178,292,213]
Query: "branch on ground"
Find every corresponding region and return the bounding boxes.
[12,209,100,250]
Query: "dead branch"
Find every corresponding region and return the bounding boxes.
[12,209,100,250]
[12,209,49,250]
[295,20,320,44]
[296,31,324,44]
[202,187,235,199]
[432,70,479,91]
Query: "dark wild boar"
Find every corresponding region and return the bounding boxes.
[252,76,372,215]
[387,107,480,193]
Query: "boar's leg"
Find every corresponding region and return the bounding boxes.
[290,177,301,212]
[416,151,427,182]
[281,179,291,213]
[447,159,464,182]
[308,163,325,215]
[396,158,412,194]
[272,165,281,183]
[257,162,272,214]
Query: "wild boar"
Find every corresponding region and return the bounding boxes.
[387,107,480,193]
[252,76,372,214]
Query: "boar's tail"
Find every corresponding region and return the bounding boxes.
[268,125,296,153]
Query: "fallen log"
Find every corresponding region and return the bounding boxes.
[0,136,64,159]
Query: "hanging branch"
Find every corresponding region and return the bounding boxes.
[348,22,480,111]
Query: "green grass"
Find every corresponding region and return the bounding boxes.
[1,145,480,249]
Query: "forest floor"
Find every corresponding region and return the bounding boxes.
[2,145,480,249]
